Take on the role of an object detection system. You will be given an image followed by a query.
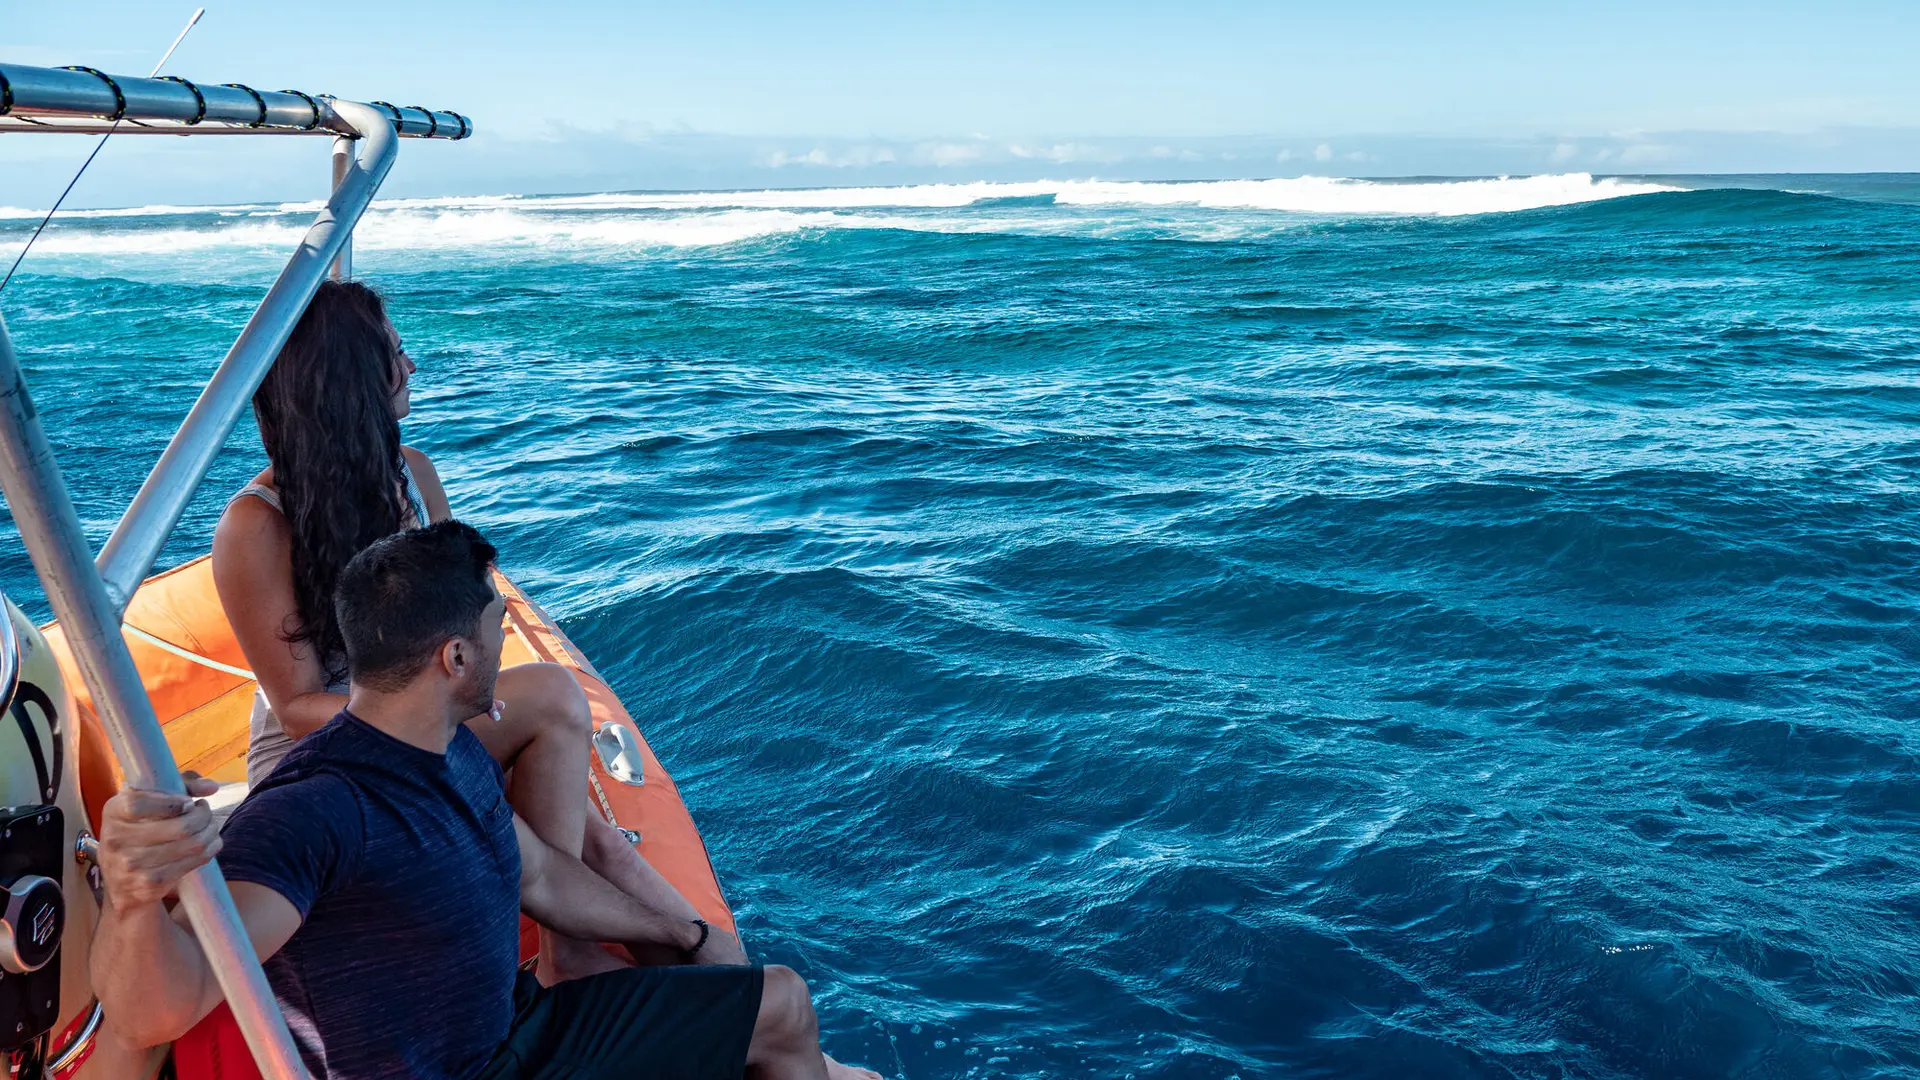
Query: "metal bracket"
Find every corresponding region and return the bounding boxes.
[592,724,646,787]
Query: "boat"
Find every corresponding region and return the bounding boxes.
[0,63,731,1080]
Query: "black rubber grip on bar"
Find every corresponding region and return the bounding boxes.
[404,106,439,137]
[158,76,206,125]
[60,66,126,121]
[278,89,322,130]
[222,83,268,127]
[370,100,405,132]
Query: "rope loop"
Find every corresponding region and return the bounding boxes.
[277,89,322,130]
[449,112,470,139]
[405,106,438,137]
[370,100,404,133]
[157,76,206,125]
[59,66,125,121]
[221,82,268,127]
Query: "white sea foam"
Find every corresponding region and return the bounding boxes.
[1057,173,1677,215]
[15,221,310,254]
[0,202,255,220]
[16,173,1679,219]
[12,209,875,257]
[3,174,1682,259]
[486,173,1678,216]
[354,208,861,250]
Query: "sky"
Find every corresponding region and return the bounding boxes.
[5,1,1920,206]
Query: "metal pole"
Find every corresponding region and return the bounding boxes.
[330,136,355,281]
[94,100,397,612]
[0,63,471,140]
[0,315,312,1080]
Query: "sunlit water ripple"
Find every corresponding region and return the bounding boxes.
[3,174,1917,1079]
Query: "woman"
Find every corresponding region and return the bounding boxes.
[211,280,742,981]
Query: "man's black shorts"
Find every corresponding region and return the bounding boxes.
[477,965,764,1079]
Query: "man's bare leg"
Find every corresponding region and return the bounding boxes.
[586,826,869,1077]
[823,1053,883,1080]
[581,814,750,965]
[467,663,625,983]
[746,966,883,1080]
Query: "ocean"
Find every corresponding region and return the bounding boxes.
[2,172,1917,1078]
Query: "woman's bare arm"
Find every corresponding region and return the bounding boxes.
[403,446,453,524]
[210,494,346,740]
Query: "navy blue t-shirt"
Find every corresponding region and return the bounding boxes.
[218,711,521,1080]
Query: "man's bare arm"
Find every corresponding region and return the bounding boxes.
[91,778,303,1048]
[514,816,709,960]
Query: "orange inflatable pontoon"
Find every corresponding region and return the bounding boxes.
[42,555,733,1079]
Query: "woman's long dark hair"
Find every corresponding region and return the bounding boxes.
[253,280,411,682]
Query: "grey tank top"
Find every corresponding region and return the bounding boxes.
[228,461,428,786]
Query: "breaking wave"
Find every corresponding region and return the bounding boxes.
[10,210,861,256]
[0,174,1696,262]
[332,172,1678,215]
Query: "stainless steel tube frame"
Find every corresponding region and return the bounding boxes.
[331,136,355,281]
[0,63,469,138]
[93,99,398,612]
[0,317,312,1080]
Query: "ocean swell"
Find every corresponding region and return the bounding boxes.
[0,174,1687,261]
[2,168,1917,1079]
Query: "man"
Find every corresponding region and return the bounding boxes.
[93,520,878,1080]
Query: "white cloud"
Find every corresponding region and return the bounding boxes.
[917,141,989,166]
[1314,142,1333,162]
[762,147,829,167]
[1617,142,1674,164]
[1007,141,1116,163]
[763,145,897,168]
[1551,142,1579,162]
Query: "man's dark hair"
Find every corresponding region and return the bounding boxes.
[334,520,500,691]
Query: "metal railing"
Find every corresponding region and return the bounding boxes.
[0,63,468,138]
[0,61,471,1080]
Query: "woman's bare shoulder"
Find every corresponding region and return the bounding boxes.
[401,445,453,522]
[214,481,291,552]
[401,444,439,472]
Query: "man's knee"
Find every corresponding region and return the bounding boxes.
[756,965,818,1045]
[518,662,591,734]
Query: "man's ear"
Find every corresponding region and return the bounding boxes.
[440,637,467,678]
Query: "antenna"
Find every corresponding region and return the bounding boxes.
[150,8,207,79]
[0,8,207,297]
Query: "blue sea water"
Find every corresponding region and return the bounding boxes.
[2,172,1917,1079]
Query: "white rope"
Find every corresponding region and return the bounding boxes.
[122,623,256,681]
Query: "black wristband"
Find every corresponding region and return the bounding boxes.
[687,918,711,960]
